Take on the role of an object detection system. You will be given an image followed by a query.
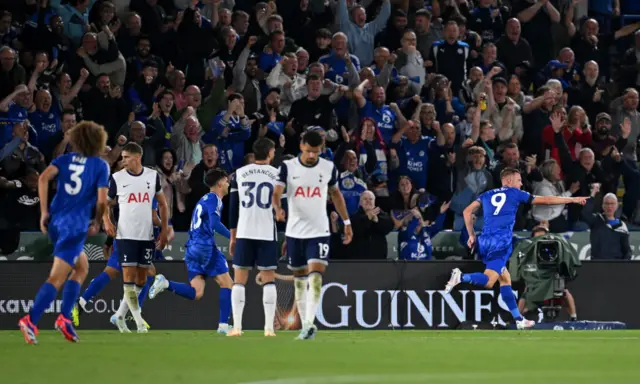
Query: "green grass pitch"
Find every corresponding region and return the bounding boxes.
[1,330,639,384]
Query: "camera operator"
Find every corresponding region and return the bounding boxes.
[517,225,578,321]
[581,186,631,260]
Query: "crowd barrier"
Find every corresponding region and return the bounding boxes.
[4,231,640,261]
[0,261,638,330]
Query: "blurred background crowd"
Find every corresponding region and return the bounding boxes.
[1,0,639,261]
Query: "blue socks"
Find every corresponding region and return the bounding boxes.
[168,281,196,300]
[500,285,523,321]
[81,272,111,302]
[138,276,154,307]
[29,282,58,324]
[60,280,81,319]
[461,273,489,287]
[219,288,231,325]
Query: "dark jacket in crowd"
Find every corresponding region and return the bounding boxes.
[338,207,394,260]
[582,198,631,260]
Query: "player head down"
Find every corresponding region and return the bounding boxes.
[205,168,230,197]
[500,167,523,190]
[68,121,108,157]
[253,137,276,164]
[299,130,324,166]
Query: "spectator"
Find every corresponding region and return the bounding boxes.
[184,143,220,218]
[117,108,166,166]
[451,144,493,230]
[209,93,252,171]
[521,85,556,159]
[553,122,607,227]
[0,167,40,254]
[0,47,26,100]
[266,53,305,114]
[414,8,443,61]
[0,121,46,178]
[513,0,560,68]
[391,120,434,191]
[50,109,77,160]
[77,31,127,88]
[398,196,450,260]
[582,190,631,260]
[334,190,393,260]
[155,148,188,216]
[481,72,524,143]
[496,18,533,75]
[0,84,31,145]
[532,158,579,232]
[50,0,96,46]
[429,21,470,94]
[394,29,426,95]
[335,0,390,66]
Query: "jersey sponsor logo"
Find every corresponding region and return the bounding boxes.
[294,186,321,198]
[126,192,151,203]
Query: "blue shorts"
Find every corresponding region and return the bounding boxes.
[233,239,278,270]
[286,236,330,271]
[185,247,229,281]
[48,220,87,267]
[478,234,512,274]
[107,251,122,272]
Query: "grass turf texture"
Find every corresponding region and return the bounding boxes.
[1,330,639,384]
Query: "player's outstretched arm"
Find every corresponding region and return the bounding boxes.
[38,165,59,233]
[532,195,588,206]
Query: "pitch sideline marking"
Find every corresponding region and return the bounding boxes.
[239,370,604,384]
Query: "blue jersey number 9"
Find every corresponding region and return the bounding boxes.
[241,182,273,209]
[490,192,506,215]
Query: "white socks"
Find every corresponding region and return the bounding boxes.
[294,276,308,325]
[231,284,245,331]
[115,295,129,318]
[124,284,145,328]
[231,282,277,332]
[304,272,322,328]
[263,283,277,332]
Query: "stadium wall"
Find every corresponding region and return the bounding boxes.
[0,261,638,330]
[4,231,640,261]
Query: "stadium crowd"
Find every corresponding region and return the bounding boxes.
[0,0,638,260]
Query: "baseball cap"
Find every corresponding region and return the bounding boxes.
[596,112,611,122]
[548,60,568,71]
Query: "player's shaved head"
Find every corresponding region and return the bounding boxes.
[68,121,107,157]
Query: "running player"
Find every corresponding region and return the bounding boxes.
[108,143,170,333]
[444,168,588,329]
[227,138,279,337]
[19,121,110,344]
[149,169,234,334]
[72,199,174,331]
[272,130,353,340]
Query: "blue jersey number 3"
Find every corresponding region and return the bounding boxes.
[65,164,85,195]
[490,192,506,215]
